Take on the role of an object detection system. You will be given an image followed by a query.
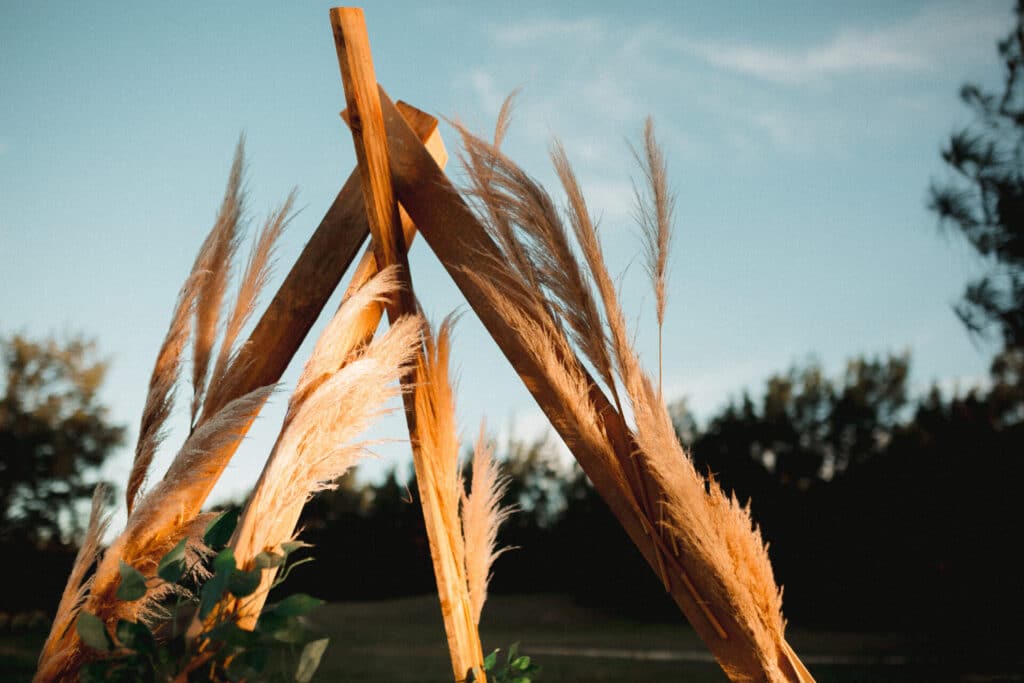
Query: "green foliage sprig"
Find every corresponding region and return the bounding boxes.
[75,509,328,682]
[470,642,540,683]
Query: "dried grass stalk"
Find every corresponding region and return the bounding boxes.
[91,385,275,620]
[456,116,798,681]
[38,142,295,681]
[631,117,675,396]
[460,425,512,625]
[224,269,421,627]
[204,190,296,414]
[191,137,246,425]
[126,271,202,514]
[410,315,486,680]
[34,486,110,683]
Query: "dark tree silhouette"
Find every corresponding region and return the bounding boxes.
[0,333,124,546]
[930,1,1024,348]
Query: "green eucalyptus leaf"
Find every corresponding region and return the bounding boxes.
[295,638,330,682]
[267,593,323,617]
[512,655,531,670]
[483,649,498,671]
[206,621,259,649]
[203,508,239,549]
[115,619,154,653]
[77,611,112,652]
[254,550,285,569]
[157,537,188,583]
[255,610,288,637]
[226,647,268,681]
[280,540,311,556]
[508,642,520,663]
[198,549,237,619]
[228,566,263,597]
[213,547,237,573]
[116,561,148,602]
[269,620,307,644]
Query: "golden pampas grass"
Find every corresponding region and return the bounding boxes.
[191,137,245,426]
[36,142,294,681]
[34,486,111,683]
[401,313,514,680]
[204,190,295,416]
[454,111,806,682]
[126,270,202,515]
[461,425,512,626]
[409,315,485,680]
[631,117,675,397]
[223,268,422,628]
[85,386,274,629]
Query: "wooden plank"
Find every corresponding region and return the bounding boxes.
[330,8,485,683]
[165,102,444,521]
[330,6,413,315]
[376,86,813,683]
[337,103,447,347]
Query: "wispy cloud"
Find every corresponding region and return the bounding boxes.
[678,3,1008,84]
[454,2,1011,178]
[466,68,506,116]
[491,17,604,46]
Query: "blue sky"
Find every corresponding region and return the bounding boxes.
[0,1,1013,509]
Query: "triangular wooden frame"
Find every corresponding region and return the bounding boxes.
[187,7,815,682]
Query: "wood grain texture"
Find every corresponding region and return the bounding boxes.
[330,8,485,683]
[337,103,447,352]
[376,86,813,683]
[330,7,414,315]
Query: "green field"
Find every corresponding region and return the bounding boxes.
[5,594,1019,681]
[308,594,963,682]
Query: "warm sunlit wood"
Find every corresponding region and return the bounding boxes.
[330,8,486,683]
[376,86,814,683]
[171,101,444,527]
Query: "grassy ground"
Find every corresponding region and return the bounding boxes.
[5,594,1022,681]
[308,594,980,682]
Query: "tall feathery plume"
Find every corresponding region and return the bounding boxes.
[492,87,520,150]
[204,190,296,416]
[221,269,421,628]
[461,128,654,557]
[456,123,620,408]
[126,270,202,514]
[191,136,246,426]
[455,114,805,681]
[460,425,512,626]
[455,132,640,516]
[88,385,274,621]
[410,314,487,681]
[551,138,668,575]
[34,486,111,683]
[452,116,547,310]
[44,386,274,681]
[38,142,297,681]
[631,117,675,399]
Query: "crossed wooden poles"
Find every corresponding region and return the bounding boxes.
[191,8,813,682]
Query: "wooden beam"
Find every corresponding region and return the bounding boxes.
[165,101,444,522]
[337,104,447,347]
[375,86,813,683]
[330,8,485,683]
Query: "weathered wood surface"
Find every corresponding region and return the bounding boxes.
[330,8,485,683]
[376,86,813,683]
